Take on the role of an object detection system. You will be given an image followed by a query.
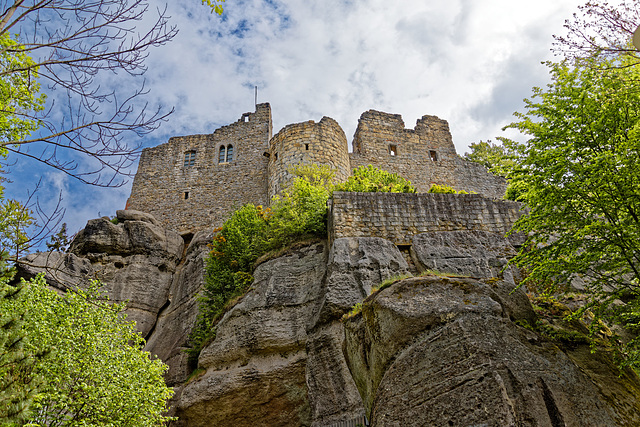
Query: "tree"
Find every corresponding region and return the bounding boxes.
[463,139,518,178]
[0,274,174,426]
[0,0,177,187]
[503,57,640,365]
[201,0,225,15]
[0,267,41,425]
[553,1,640,65]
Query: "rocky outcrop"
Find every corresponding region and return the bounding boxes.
[19,213,640,426]
[343,274,640,426]
[177,237,410,426]
[18,210,184,347]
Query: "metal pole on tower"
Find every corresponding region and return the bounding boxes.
[255,86,258,108]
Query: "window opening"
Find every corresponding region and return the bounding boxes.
[226,144,234,162]
[183,151,196,167]
[429,150,438,161]
[275,152,278,160]
[219,145,226,163]
[305,143,309,151]
[184,191,189,200]
[389,144,397,156]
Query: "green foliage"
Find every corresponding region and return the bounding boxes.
[0,275,174,426]
[333,165,416,193]
[0,266,41,425]
[201,0,225,15]
[342,303,363,321]
[46,223,70,252]
[288,163,336,190]
[0,199,32,260]
[504,57,640,366]
[464,139,519,178]
[189,164,418,362]
[268,178,331,247]
[0,33,46,147]
[427,184,469,194]
[371,274,413,294]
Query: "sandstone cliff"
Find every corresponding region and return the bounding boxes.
[18,210,640,426]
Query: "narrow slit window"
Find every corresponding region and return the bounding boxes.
[184,191,189,200]
[226,144,234,162]
[429,150,438,161]
[219,145,226,163]
[275,152,278,160]
[305,143,309,151]
[389,144,397,156]
[184,151,196,167]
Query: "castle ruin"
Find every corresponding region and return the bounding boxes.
[126,103,506,235]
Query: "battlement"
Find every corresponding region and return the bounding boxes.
[126,104,506,234]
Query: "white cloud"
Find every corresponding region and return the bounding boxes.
[8,0,587,244]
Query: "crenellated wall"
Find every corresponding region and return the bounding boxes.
[127,104,508,234]
[349,110,506,198]
[328,192,523,245]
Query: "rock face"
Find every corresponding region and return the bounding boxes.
[19,214,640,426]
[343,274,640,426]
[177,237,410,426]
[17,211,192,382]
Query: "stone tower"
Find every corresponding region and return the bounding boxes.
[268,116,350,198]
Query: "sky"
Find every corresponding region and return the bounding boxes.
[6,0,587,246]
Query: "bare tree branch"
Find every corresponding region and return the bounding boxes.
[553,1,640,65]
[0,0,177,186]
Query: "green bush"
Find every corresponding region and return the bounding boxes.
[188,174,332,362]
[428,184,468,194]
[333,165,416,193]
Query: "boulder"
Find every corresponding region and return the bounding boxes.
[20,215,184,339]
[116,209,160,225]
[311,237,409,326]
[343,275,640,426]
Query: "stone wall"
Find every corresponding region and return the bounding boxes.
[268,117,350,198]
[127,104,508,234]
[328,192,523,245]
[349,110,506,199]
[126,103,272,235]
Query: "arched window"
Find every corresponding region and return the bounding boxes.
[226,144,234,162]
[184,150,196,167]
[218,145,226,163]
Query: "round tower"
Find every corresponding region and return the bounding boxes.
[268,116,350,198]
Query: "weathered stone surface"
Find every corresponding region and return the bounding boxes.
[412,230,534,324]
[116,209,159,225]
[305,322,365,427]
[178,243,327,426]
[17,251,94,290]
[197,243,327,370]
[178,353,311,427]
[69,217,183,260]
[344,275,640,426]
[145,228,214,386]
[412,230,516,278]
[311,237,409,326]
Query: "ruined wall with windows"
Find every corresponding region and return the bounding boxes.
[126,103,272,235]
[126,103,506,234]
[349,110,506,198]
